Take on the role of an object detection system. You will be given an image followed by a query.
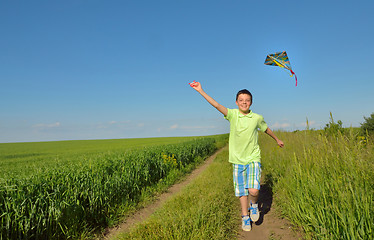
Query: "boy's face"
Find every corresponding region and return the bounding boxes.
[236,93,252,114]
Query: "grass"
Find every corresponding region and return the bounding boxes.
[0,134,229,239]
[114,148,239,240]
[113,129,373,240]
[2,129,372,239]
[260,129,374,239]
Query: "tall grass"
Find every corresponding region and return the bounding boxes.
[114,148,239,240]
[260,129,374,239]
[0,136,226,239]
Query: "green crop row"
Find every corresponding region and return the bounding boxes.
[0,137,220,239]
[0,136,206,178]
[260,130,374,239]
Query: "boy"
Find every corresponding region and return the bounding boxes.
[190,81,284,231]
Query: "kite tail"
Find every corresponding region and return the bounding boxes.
[290,70,297,86]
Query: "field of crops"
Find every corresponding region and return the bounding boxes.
[260,129,374,239]
[0,137,208,178]
[2,128,373,240]
[0,135,228,239]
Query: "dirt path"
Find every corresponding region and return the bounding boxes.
[102,147,303,239]
[238,182,303,240]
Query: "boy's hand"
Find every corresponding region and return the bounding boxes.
[188,80,228,116]
[189,80,202,92]
[276,139,284,148]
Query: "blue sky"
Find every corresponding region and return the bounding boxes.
[1,0,373,143]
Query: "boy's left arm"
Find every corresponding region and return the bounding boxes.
[265,127,284,148]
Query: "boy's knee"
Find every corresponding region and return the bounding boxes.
[248,188,259,197]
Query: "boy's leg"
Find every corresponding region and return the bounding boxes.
[239,195,249,216]
[239,196,251,231]
[233,164,252,231]
[248,188,259,204]
[248,188,260,222]
[247,162,261,222]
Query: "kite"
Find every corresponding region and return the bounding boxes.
[264,51,297,86]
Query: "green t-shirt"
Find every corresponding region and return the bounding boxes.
[224,108,268,165]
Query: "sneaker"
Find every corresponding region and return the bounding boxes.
[249,203,260,222]
[242,215,251,231]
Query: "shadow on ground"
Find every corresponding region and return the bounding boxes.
[255,174,274,226]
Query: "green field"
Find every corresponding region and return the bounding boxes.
[0,134,228,239]
[1,129,373,240]
[0,136,214,178]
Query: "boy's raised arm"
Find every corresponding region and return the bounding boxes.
[190,81,228,116]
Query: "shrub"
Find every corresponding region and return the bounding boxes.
[361,113,374,134]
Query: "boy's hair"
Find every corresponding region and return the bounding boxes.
[236,89,252,102]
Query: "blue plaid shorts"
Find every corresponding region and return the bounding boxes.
[232,162,262,197]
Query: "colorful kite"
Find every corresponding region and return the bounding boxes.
[264,51,297,86]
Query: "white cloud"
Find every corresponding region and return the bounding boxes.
[170,124,178,129]
[180,125,216,130]
[269,120,318,131]
[108,120,130,125]
[33,122,61,128]
[270,122,291,129]
[168,124,217,131]
[96,120,133,129]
